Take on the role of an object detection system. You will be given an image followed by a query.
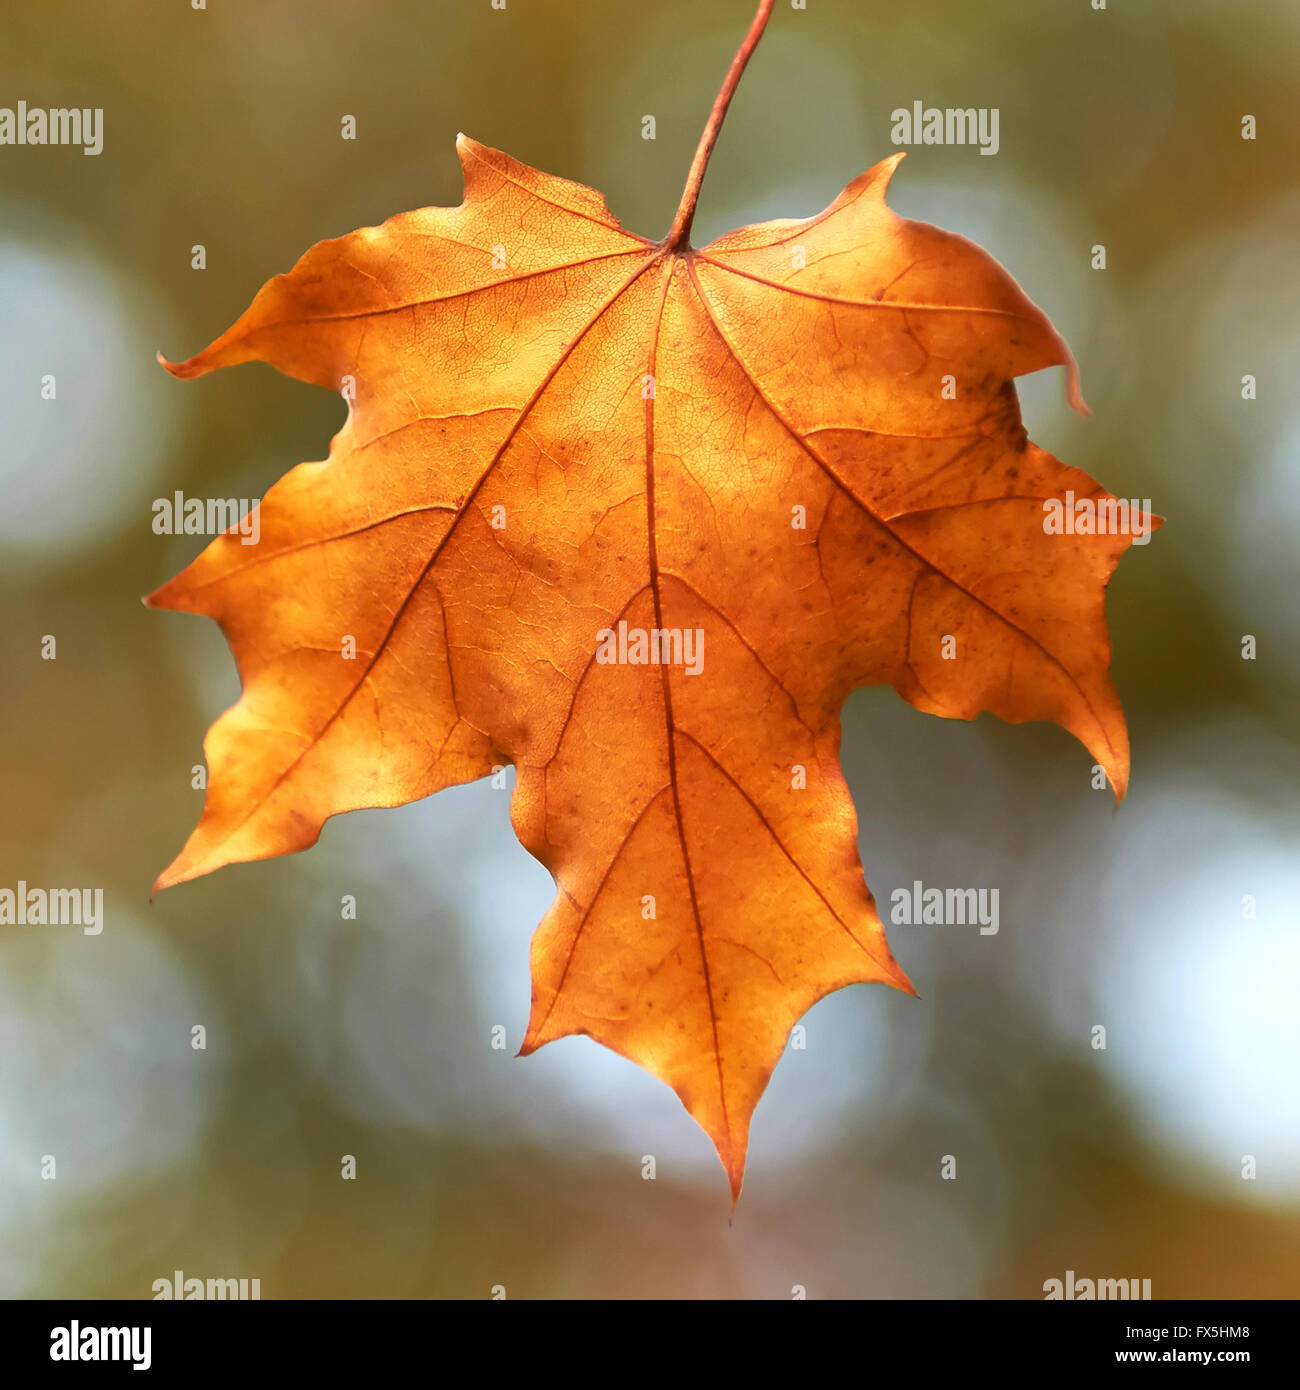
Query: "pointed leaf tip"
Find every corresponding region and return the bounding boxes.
[158,350,201,380]
[1066,362,1091,418]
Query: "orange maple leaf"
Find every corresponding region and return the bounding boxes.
[148,0,1155,1200]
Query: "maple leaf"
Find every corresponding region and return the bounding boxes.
[148,0,1155,1200]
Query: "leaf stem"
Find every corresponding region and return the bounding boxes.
[664,0,775,251]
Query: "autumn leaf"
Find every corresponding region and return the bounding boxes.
[148,0,1155,1200]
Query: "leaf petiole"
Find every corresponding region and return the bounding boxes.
[663,0,775,252]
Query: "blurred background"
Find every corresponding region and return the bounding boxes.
[1,0,1297,1299]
